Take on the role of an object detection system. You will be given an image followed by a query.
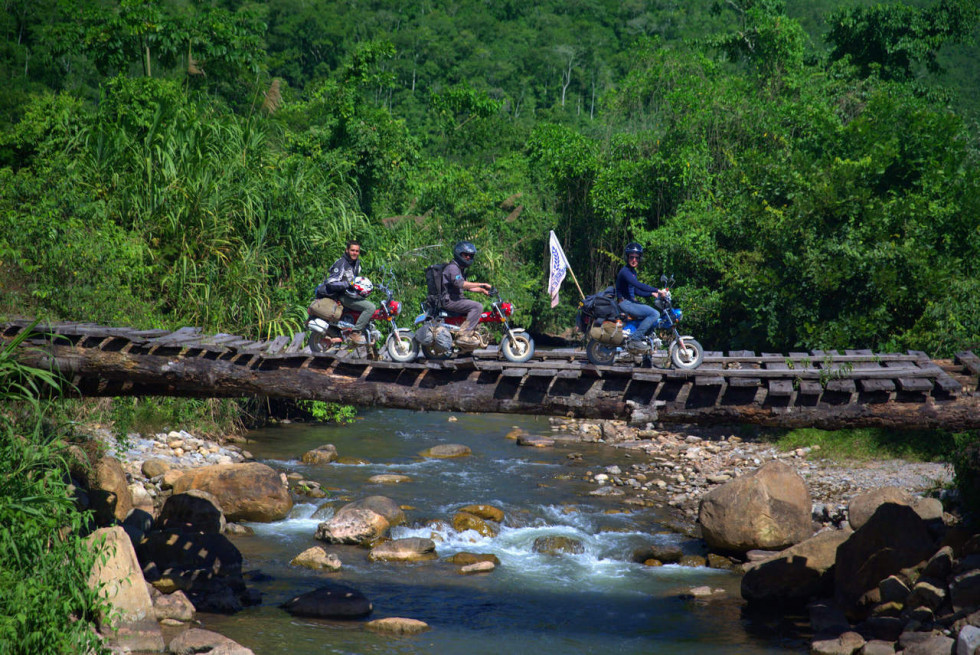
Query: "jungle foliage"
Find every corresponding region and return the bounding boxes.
[0,0,978,357]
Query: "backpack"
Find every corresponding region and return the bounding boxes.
[424,263,448,311]
[575,286,621,333]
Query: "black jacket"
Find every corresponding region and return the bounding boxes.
[316,254,361,299]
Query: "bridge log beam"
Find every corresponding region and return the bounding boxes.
[13,346,980,431]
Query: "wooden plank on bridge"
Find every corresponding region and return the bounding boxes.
[846,349,896,393]
[955,351,980,377]
[146,327,202,345]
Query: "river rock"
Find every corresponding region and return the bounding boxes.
[459,561,495,574]
[957,625,980,655]
[810,631,865,655]
[340,496,405,527]
[368,474,412,484]
[533,536,584,555]
[154,490,226,534]
[90,455,134,525]
[448,552,500,566]
[633,542,683,564]
[741,528,853,603]
[316,508,389,545]
[847,487,914,530]
[697,460,812,552]
[368,538,438,562]
[291,546,342,571]
[834,503,936,616]
[170,462,292,522]
[517,435,555,447]
[861,640,896,655]
[301,444,338,465]
[452,511,498,537]
[142,458,171,479]
[420,444,471,458]
[365,617,430,635]
[280,582,373,619]
[85,526,165,652]
[153,590,195,622]
[900,634,954,655]
[458,504,505,523]
[169,628,254,655]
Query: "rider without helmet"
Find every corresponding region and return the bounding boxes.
[453,241,477,269]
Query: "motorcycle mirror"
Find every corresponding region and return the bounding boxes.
[660,274,668,284]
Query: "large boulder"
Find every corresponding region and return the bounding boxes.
[340,496,405,527]
[90,456,134,525]
[834,503,935,616]
[85,526,165,652]
[847,487,914,531]
[315,508,389,545]
[170,463,291,522]
[741,528,853,603]
[154,490,226,534]
[697,460,812,552]
[301,444,338,465]
[136,530,252,614]
[280,582,373,619]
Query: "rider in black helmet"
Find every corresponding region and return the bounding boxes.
[615,242,664,351]
[442,240,492,348]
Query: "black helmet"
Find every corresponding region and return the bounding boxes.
[453,241,477,268]
[624,242,644,260]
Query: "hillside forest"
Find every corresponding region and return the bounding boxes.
[1,0,979,356]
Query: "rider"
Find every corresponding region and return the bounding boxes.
[317,239,375,344]
[442,240,491,349]
[615,242,663,351]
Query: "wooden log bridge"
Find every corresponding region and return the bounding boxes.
[3,321,979,430]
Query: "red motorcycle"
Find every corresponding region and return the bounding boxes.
[306,271,418,361]
[410,287,535,362]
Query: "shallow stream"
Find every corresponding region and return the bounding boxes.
[196,408,805,654]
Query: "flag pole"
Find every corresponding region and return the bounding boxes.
[566,259,586,301]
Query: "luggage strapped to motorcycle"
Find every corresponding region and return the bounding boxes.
[575,285,621,333]
[424,262,448,311]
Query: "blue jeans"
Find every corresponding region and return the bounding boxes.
[618,299,659,338]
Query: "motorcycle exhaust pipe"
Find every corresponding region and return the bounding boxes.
[308,318,331,334]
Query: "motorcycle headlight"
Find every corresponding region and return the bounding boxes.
[388,300,400,316]
[502,302,514,317]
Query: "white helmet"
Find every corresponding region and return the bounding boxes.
[349,276,374,298]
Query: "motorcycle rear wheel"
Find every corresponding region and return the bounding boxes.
[308,327,341,354]
[501,333,535,363]
[585,338,617,366]
[669,338,704,369]
[385,329,419,363]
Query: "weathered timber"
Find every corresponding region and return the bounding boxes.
[9,344,980,430]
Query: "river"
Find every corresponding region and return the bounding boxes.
[194,408,806,654]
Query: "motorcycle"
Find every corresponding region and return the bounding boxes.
[411,287,535,363]
[583,275,703,369]
[306,268,419,362]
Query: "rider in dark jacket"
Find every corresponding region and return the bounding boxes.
[315,239,375,342]
[615,242,662,350]
[442,241,491,348]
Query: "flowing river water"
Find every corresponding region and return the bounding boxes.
[194,408,806,654]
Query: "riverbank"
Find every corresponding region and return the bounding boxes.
[541,417,952,535]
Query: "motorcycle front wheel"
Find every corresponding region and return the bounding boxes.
[501,333,535,363]
[669,338,704,369]
[385,329,419,363]
[585,338,617,366]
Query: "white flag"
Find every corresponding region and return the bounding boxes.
[547,230,569,308]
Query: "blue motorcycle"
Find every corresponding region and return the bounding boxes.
[584,275,703,369]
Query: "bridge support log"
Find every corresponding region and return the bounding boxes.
[13,346,980,431]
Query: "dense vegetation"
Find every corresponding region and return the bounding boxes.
[1,0,978,356]
[0,327,109,654]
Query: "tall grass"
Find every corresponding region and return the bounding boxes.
[0,325,109,655]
